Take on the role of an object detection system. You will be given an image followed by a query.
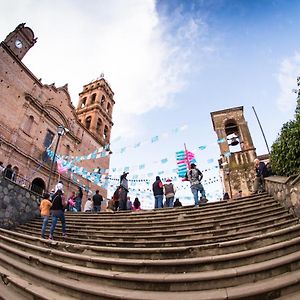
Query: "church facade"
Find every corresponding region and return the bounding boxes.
[0,24,114,198]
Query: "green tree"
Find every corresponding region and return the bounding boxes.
[270,85,300,176]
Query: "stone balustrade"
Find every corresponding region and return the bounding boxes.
[0,175,40,229]
[265,174,300,217]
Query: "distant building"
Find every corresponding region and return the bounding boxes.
[0,24,114,198]
[211,106,257,198]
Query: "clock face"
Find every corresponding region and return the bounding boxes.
[15,39,23,49]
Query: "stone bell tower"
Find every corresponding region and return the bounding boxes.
[3,23,37,60]
[211,106,257,198]
[76,75,114,147]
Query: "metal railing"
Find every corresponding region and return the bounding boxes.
[1,171,44,196]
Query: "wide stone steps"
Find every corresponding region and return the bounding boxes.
[28,193,276,219]
[1,193,300,299]
[0,265,74,300]
[1,237,300,292]
[1,242,300,299]
[21,207,294,237]
[15,196,295,248]
[3,224,300,261]
[4,224,300,261]
[16,217,299,248]
[24,201,287,235]
[1,228,300,274]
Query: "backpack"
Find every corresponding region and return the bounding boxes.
[186,168,203,181]
[264,163,273,177]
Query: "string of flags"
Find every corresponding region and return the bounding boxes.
[110,124,188,153]
[176,149,196,178]
[48,146,222,189]
[45,123,232,190]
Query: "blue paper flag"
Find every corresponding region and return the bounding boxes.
[151,136,159,143]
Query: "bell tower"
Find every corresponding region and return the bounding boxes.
[76,76,115,147]
[3,23,37,60]
[211,106,257,198]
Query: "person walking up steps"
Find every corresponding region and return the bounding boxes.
[186,163,207,206]
[49,190,67,240]
[40,193,52,239]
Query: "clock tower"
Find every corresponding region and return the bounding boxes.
[3,23,37,60]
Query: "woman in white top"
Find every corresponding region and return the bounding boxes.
[84,198,93,212]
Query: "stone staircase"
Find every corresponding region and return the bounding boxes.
[1,193,300,299]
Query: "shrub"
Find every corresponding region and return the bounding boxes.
[270,95,300,176]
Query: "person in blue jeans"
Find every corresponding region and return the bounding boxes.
[186,163,207,206]
[163,179,176,208]
[40,193,52,239]
[152,176,164,208]
[49,190,66,240]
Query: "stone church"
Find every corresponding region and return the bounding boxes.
[0,24,114,198]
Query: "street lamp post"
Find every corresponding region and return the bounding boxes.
[46,125,67,193]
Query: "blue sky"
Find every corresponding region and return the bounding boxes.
[1,0,299,208]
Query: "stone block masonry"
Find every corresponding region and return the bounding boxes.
[0,176,40,229]
[265,174,300,218]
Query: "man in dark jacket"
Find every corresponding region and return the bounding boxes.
[92,190,103,212]
[152,176,164,209]
[252,158,267,194]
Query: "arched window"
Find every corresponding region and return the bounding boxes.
[107,103,111,114]
[96,118,102,134]
[91,93,96,104]
[12,166,19,175]
[31,177,46,195]
[66,145,71,157]
[85,116,92,129]
[81,97,87,108]
[23,115,34,135]
[101,95,105,107]
[103,125,109,141]
[225,120,241,152]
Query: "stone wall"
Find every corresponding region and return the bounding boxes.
[0,175,41,229]
[265,174,300,218]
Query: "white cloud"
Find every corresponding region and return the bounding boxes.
[276,52,300,112]
[0,0,205,138]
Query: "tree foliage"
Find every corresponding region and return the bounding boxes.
[270,95,300,176]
